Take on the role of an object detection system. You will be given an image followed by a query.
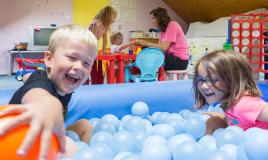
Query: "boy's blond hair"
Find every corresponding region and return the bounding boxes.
[110,32,122,44]
[48,24,98,57]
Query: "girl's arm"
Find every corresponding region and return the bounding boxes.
[203,112,227,135]
[0,88,66,159]
[132,39,170,52]
[257,103,268,122]
[205,116,228,135]
[102,32,107,54]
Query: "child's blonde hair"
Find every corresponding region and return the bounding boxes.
[48,24,98,57]
[110,32,123,44]
[94,6,117,28]
[193,50,261,110]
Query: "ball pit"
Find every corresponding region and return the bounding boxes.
[0,80,268,160]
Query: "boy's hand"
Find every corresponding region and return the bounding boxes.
[0,90,66,160]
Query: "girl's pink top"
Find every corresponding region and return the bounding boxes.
[225,96,268,130]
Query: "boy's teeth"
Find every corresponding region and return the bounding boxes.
[68,74,79,80]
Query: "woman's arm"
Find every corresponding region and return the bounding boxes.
[133,39,170,52]
[119,43,134,52]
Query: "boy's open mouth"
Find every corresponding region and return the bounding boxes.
[65,73,80,84]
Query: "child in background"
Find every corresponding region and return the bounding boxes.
[193,50,268,134]
[0,25,98,158]
[89,6,117,54]
[110,31,133,54]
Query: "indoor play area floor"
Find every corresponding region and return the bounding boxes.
[0,76,23,90]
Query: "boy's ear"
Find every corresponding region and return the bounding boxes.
[44,51,53,68]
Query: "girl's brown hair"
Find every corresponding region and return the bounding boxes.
[94,6,117,27]
[150,7,170,32]
[193,50,261,111]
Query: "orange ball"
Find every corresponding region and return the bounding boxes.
[0,106,60,160]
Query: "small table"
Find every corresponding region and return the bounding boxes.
[91,54,117,84]
[116,54,136,83]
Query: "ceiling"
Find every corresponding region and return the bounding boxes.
[164,0,268,24]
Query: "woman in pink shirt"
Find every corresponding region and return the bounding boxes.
[193,50,268,134]
[133,7,189,71]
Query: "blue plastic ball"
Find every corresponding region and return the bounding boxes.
[150,112,161,124]
[179,109,193,118]
[123,116,146,132]
[113,152,132,160]
[101,114,120,130]
[155,112,170,124]
[110,131,136,154]
[65,130,80,141]
[173,141,204,160]
[93,120,116,134]
[75,141,89,151]
[152,124,175,139]
[89,131,113,146]
[143,135,167,149]
[165,118,185,134]
[73,147,102,160]
[89,118,100,128]
[244,128,268,160]
[207,150,229,160]
[219,144,238,160]
[141,144,172,160]
[237,143,249,160]
[133,131,147,152]
[184,115,206,139]
[131,101,149,118]
[91,143,114,160]
[122,154,141,160]
[168,134,195,152]
[198,135,217,152]
[214,129,243,147]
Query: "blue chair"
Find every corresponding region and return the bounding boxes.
[124,47,164,82]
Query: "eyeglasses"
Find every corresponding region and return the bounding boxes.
[195,76,219,86]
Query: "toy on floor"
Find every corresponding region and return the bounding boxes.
[0,106,59,160]
[14,50,45,81]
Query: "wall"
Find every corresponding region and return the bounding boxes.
[111,0,188,45]
[0,0,73,75]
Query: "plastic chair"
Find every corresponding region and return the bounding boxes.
[124,47,164,82]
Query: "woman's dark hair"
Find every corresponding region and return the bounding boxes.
[150,7,171,32]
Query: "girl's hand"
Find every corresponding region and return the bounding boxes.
[205,116,228,135]
[0,101,66,160]
[203,111,225,119]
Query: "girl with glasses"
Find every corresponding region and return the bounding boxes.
[193,50,268,134]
